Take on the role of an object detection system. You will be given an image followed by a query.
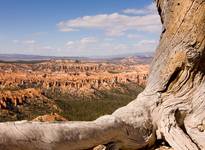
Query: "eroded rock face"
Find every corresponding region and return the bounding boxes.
[0,88,43,109]
[0,60,149,98]
[0,59,149,121]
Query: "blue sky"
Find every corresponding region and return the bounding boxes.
[0,0,162,56]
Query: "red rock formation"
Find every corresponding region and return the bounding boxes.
[0,88,44,109]
[0,60,149,102]
[32,113,67,122]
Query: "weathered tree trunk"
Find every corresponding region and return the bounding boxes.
[0,0,204,149]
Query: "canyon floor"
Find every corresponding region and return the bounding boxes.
[0,56,150,122]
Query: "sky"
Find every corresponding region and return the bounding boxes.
[0,0,162,57]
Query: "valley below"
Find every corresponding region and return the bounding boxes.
[0,56,150,122]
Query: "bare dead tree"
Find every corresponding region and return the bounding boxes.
[0,0,204,149]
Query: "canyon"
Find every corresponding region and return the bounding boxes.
[0,57,150,121]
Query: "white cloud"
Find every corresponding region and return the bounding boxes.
[13,39,36,45]
[66,37,98,48]
[11,39,59,55]
[9,37,158,57]
[13,40,19,43]
[31,32,47,36]
[134,40,159,52]
[80,37,98,44]
[104,38,114,41]
[137,40,158,45]
[42,46,55,50]
[57,6,161,37]
[123,3,157,15]
[63,37,158,56]
[66,41,75,47]
[7,3,161,56]
[127,34,144,39]
[58,27,78,32]
[23,40,36,44]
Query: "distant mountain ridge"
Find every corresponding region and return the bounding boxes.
[0,54,86,61]
[0,53,154,62]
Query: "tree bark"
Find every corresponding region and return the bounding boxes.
[0,0,204,150]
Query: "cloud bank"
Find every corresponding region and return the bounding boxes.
[58,3,161,37]
[4,3,161,56]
